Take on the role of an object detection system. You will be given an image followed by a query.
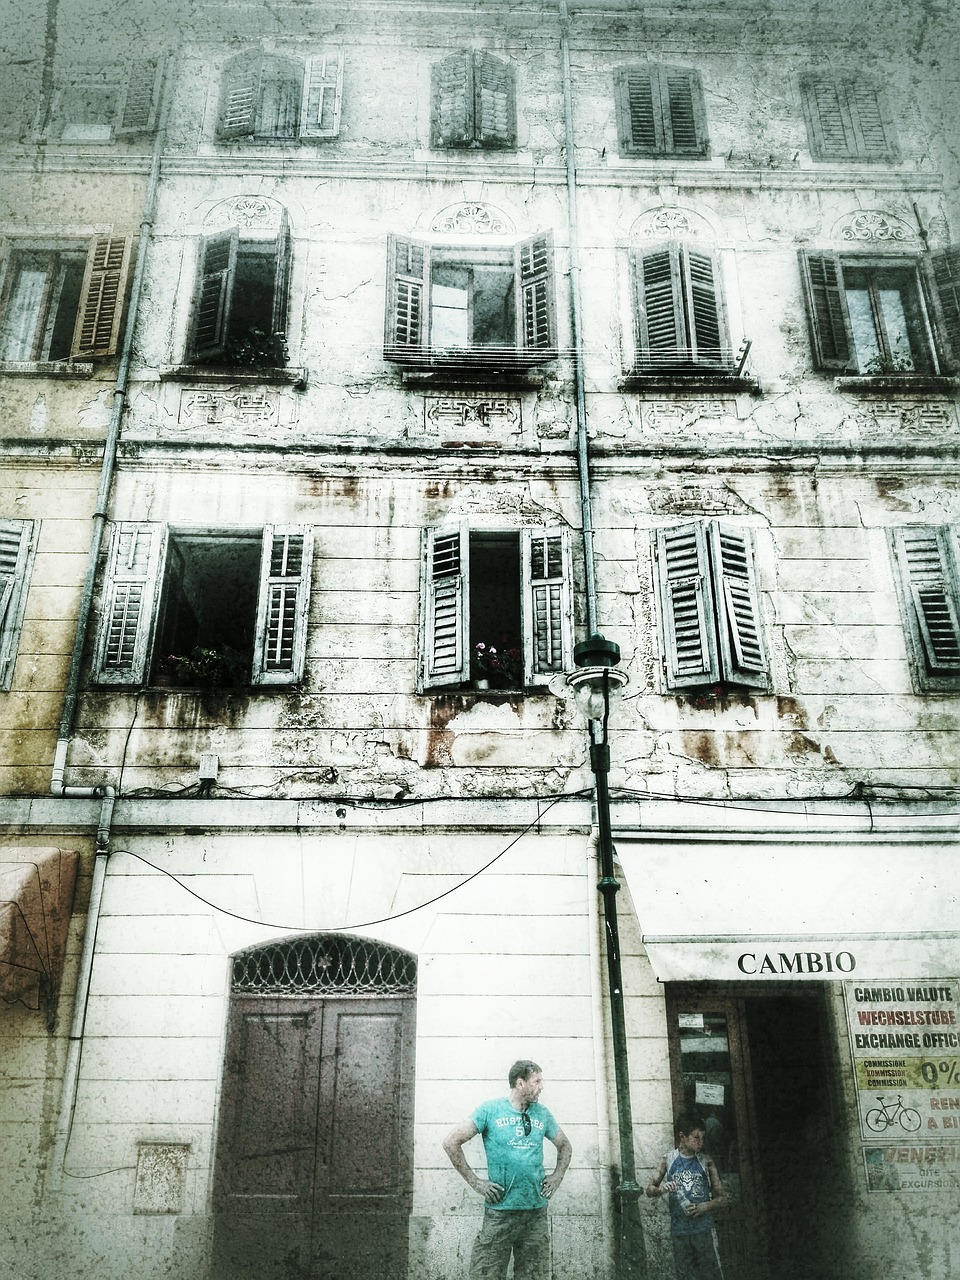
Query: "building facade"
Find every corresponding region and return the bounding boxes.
[1,1,959,1279]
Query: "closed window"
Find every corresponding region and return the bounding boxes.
[431,50,516,150]
[385,234,556,369]
[890,527,960,693]
[800,74,898,162]
[631,242,730,372]
[0,521,36,690]
[615,65,708,158]
[217,52,342,141]
[186,218,292,367]
[0,237,133,362]
[46,60,162,141]
[653,522,769,692]
[93,524,314,688]
[420,525,572,691]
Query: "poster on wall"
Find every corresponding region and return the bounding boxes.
[845,980,960,1192]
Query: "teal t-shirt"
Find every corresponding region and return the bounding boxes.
[471,1097,559,1211]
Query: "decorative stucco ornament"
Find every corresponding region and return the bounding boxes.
[204,195,284,232]
[430,203,513,235]
[639,208,693,237]
[837,211,909,242]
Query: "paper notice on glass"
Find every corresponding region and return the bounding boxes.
[678,1013,705,1030]
[695,1082,725,1106]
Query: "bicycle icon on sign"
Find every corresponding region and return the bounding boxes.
[865,1094,922,1134]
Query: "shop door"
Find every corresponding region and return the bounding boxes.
[666,986,848,1280]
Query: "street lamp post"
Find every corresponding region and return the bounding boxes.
[567,634,647,1280]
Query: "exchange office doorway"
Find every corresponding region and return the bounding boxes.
[665,985,851,1280]
[210,934,417,1280]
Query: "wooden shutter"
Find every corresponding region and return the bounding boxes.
[271,210,292,341]
[385,235,429,360]
[422,525,469,689]
[798,250,852,371]
[431,50,473,147]
[616,66,660,155]
[115,58,163,135]
[218,56,260,139]
[924,247,960,373]
[521,528,572,686]
[846,78,898,159]
[633,243,685,368]
[252,526,314,685]
[802,75,896,160]
[516,233,556,354]
[300,52,342,139]
[710,524,768,688]
[654,524,720,689]
[892,527,960,684]
[683,247,727,367]
[474,52,516,148]
[0,521,32,688]
[93,522,163,684]
[188,229,239,361]
[662,68,707,155]
[71,235,133,359]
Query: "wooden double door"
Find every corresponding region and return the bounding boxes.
[211,994,416,1280]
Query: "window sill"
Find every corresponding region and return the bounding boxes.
[160,365,308,390]
[400,366,546,390]
[621,372,761,395]
[0,359,95,378]
[834,374,959,394]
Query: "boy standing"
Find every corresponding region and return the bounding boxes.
[645,1113,726,1280]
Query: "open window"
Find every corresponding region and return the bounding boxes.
[385,233,556,371]
[93,524,314,688]
[653,522,769,693]
[45,60,162,142]
[217,52,342,141]
[615,65,708,158]
[420,525,572,692]
[890,527,960,693]
[0,237,133,362]
[631,242,732,373]
[186,216,292,368]
[800,74,898,162]
[0,521,36,690]
[431,50,516,150]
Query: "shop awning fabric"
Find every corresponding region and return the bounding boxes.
[0,847,78,1010]
[614,840,960,983]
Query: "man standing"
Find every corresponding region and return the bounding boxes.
[645,1112,727,1280]
[442,1060,572,1280]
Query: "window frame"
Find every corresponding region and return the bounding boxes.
[430,49,517,151]
[890,527,960,694]
[614,64,709,159]
[800,73,898,163]
[44,59,163,142]
[0,521,36,690]
[216,51,343,143]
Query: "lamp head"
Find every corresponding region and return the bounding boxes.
[566,634,628,721]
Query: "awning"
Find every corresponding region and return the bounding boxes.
[614,839,960,982]
[0,847,78,1010]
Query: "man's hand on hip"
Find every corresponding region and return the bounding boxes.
[476,1179,505,1204]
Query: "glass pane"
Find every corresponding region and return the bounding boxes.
[471,265,515,346]
[676,1010,741,1202]
[878,287,921,370]
[430,263,470,348]
[844,286,881,373]
[0,266,47,359]
[58,86,118,141]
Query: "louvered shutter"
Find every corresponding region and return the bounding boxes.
[385,235,429,360]
[521,527,572,686]
[924,247,960,373]
[475,52,516,149]
[252,526,314,685]
[70,235,133,359]
[93,522,163,684]
[654,524,720,688]
[846,79,897,159]
[0,521,32,687]
[431,50,473,148]
[802,75,896,160]
[300,52,342,139]
[0,524,25,631]
[271,210,292,342]
[616,67,661,155]
[682,247,727,368]
[710,524,768,688]
[422,525,469,689]
[798,250,852,371]
[633,244,685,369]
[217,57,260,139]
[115,58,162,135]
[188,229,239,361]
[516,233,556,355]
[892,528,960,685]
[662,68,707,156]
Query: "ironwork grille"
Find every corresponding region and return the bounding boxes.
[231,934,417,996]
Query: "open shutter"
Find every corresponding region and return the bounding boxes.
[422,525,469,689]
[682,246,727,368]
[217,56,260,139]
[188,229,239,362]
[662,68,707,156]
[893,527,960,683]
[70,235,133,359]
[431,50,474,147]
[300,52,342,139]
[616,66,661,155]
[924,247,960,373]
[633,243,685,369]
[0,521,32,687]
[516,233,556,355]
[385,235,429,360]
[710,524,768,688]
[93,522,163,685]
[271,209,292,341]
[475,52,516,148]
[252,526,314,686]
[654,523,720,689]
[798,250,852,371]
[521,528,572,686]
[115,58,163,135]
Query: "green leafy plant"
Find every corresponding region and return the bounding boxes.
[472,639,524,688]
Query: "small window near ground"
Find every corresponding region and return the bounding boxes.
[890,527,960,693]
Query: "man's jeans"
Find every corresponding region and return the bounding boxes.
[468,1205,550,1280]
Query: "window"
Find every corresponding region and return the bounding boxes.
[0,521,35,690]
[217,52,342,141]
[615,65,708,158]
[431,50,516,150]
[93,524,314,687]
[0,237,133,363]
[653,522,769,692]
[631,242,730,372]
[385,234,556,369]
[890,527,960,693]
[46,60,162,141]
[420,525,572,691]
[186,218,291,367]
[800,74,898,162]
[798,249,960,375]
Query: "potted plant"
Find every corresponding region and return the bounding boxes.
[471,639,524,690]
[162,646,246,690]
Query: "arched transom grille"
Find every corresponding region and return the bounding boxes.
[231,934,417,996]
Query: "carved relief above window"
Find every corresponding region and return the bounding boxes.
[430,204,514,236]
[833,211,912,243]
